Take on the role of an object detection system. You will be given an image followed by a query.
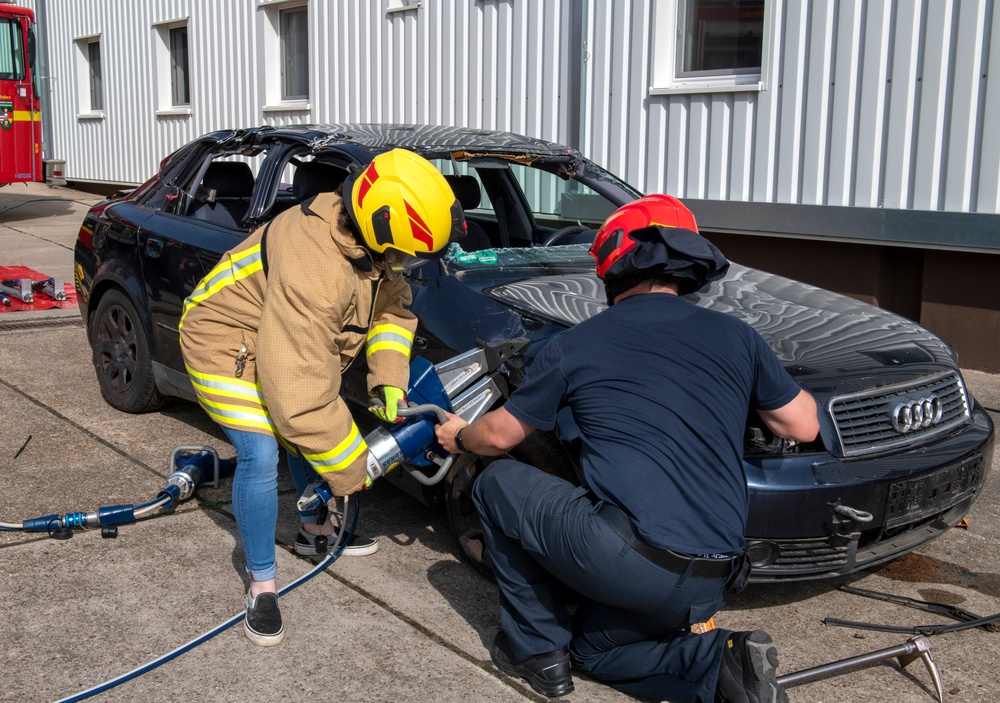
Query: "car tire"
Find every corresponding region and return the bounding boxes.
[445,429,579,577]
[90,288,165,413]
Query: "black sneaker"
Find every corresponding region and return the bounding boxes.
[293,527,379,557]
[715,630,788,703]
[489,631,574,698]
[244,591,284,647]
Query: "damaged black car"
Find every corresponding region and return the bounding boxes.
[73,124,995,581]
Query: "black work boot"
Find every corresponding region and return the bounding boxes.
[489,631,574,698]
[715,630,788,703]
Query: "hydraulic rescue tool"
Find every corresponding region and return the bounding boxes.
[0,277,33,303]
[298,339,527,514]
[31,276,67,301]
[2,340,525,540]
[0,448,234,538]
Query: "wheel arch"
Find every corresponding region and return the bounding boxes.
[86,261,157,355]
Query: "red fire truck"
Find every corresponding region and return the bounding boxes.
[0,2,40,185]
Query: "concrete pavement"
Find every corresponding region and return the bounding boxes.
[1,182,998,703]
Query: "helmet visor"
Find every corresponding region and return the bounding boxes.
[383,248,428,278]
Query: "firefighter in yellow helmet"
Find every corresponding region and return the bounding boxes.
[179,148,464,646]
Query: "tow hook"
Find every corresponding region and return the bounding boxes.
[832,503,874,523]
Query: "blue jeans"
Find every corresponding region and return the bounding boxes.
[473,460,730,703]
[221,426,323,582]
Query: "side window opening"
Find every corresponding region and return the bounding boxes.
[183,154,265,229]
[506,163,617,244]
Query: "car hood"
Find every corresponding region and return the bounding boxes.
[460,248,958,384]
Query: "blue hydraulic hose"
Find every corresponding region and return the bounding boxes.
[51,497,359,703]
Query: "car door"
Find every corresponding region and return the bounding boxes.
[135,149,270,375]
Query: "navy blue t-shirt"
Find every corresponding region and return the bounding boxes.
[505,292,803,555]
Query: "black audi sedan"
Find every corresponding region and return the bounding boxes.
[73,124,994,581]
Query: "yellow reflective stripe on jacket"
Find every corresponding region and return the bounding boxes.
[186,365,265,404]
[366,323,414,358]
[197,396,276,433]
[302,423,368,473]
[180,245,263,325]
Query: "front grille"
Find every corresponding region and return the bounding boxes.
[752,537,852,575]
[828,370,971,457]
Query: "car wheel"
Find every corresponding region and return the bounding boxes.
[90,288,165,413]
[445,429,579,577]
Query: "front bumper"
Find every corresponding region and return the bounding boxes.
[746,408,994,581]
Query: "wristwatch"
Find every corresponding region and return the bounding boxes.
[454,426,469,453]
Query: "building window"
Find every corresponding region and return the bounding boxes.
[169,26,190,106]
[153,19,191,115]
[279,7,308,100]
[650,0,771,95]
[678,0,764,75]
[260,1,309,111]
[87,39,103,111]
[74,34,103,116]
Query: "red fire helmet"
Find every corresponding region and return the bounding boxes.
[589,194,699,279]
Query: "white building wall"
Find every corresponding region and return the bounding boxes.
[32,0,574,186]
[22,0,1000,216]
[583,0,1000,214]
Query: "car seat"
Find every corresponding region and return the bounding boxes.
[189,161,256,228]
[293,161,347,201]
[444,174,493,251]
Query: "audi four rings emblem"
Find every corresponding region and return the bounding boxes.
[891,396,943,433]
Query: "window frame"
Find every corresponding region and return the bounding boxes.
[152,18,192,116]
[649,0,775,96]
[73,34,103,118]
[259,0,311,112]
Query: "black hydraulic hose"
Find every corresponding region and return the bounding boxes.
[51,495,358,703]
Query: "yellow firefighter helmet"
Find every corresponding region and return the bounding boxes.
[344,149,466,272]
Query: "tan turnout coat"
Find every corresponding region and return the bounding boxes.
[179,192,416,496]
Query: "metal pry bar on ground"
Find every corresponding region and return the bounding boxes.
[776,635,943,703]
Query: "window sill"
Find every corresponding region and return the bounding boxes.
[77,112,104,120]
[156,108,192,117]
[649,81,764,96]
[386,2,421,13]
[262,101,311,113]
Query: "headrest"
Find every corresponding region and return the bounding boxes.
[203,161,255,198]
[444,174,481,211]
[293,162,346,201]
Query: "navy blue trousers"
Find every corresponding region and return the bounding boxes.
[472,460,730,703]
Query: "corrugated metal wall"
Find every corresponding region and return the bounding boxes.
[25,0,1000,216]
[582,0,1000,214]
[34,0,574,186]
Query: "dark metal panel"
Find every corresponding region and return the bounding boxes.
[685,199,1000,254]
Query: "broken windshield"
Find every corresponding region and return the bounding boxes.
[442,242,595,276]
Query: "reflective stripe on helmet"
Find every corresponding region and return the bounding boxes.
[356,162,379,208]
[405,200,435,250]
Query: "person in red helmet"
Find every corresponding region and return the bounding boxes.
[435,194,819,701]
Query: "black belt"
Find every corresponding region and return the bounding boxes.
[594,501,736,580]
